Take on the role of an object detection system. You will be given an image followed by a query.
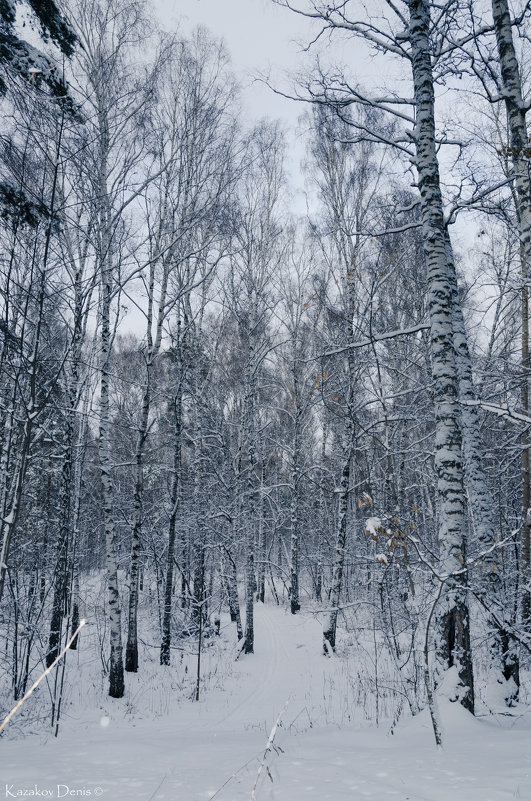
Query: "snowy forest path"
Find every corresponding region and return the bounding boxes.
[211,602,317,730]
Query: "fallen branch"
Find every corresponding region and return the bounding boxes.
[0,619,86,735]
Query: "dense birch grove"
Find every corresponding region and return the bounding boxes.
[2,0,531,736]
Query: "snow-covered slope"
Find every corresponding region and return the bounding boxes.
[1,604,530,800]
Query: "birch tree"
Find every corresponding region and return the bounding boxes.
[274,0,478,709]
[275,232,320,614]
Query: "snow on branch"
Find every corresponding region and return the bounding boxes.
[318,322,430,359]
[463,399,531,427]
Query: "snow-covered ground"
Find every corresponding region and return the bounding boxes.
[1,604,530,800]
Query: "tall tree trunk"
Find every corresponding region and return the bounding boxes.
[244,544,255,654]
[446,233,518,701]
[315,415,328,603]
[520,239,531,634]
[243,354,256,654]
[47,269,87,665]
[69,357,92,653]
[226,548,244,640]
[323,423,354,652]
[191,382,207,632]
[491,0,531,630]
[46,418,72,667]
[289,405,302,614]
[256,462,267,604]
[125,376,150,673]
[97,105,124,697]
[128,250,171,670]
[408,0,474,713]
[160,379,183,666]
[99,268,124,699]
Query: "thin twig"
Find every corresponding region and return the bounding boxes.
[250,701,288,801]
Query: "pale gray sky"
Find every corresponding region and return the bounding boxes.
[152,0,319,205]
[153,0,312,122]
[150,1,406,205]
[152,1,391,116]
[151,0,392,211]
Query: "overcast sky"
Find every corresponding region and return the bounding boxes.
[151,0,330,205]
[150,1,407,206]
[153,0,312,120]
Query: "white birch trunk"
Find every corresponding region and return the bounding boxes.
[491,0,531,630]
[99,268,124,698]
[408,0,474,712]
[96,105,124,698]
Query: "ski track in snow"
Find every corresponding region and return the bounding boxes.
[1,604,530,801]
[212,602,287,728]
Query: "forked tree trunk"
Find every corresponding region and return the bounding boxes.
[47,273,86,666]
[127,255,171,671]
